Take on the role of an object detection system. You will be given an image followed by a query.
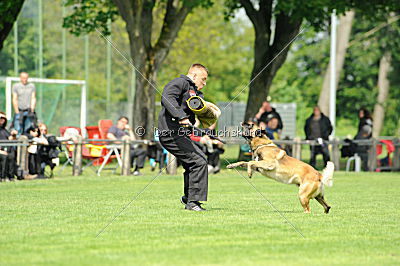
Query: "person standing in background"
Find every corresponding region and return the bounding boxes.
[304,106,333,169]
[12,72,37,135]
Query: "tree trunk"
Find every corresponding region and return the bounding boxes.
[113,0,191,138]
[133,59,157,138]
[372,51,391,137]
[0,0,25,51]
[318,10,355,115]
[242,2,302,120]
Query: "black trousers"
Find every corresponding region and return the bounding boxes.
[28,153,41,175]
[130,147,146,169]
[0,150,16,180]
[160,135,208,202]
[310,145,331,168]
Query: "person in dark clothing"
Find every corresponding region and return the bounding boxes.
[304,106,333,169]
[158,63,209,211]
[354,108,373,171]
[107,116,147,176]
[0,112,18,182]
[356,108,373,139]
[24,126,49,179]
[255,101,283,133]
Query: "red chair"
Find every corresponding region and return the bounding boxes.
[376,140,395,171]
[59,126,105,171]
[87,122,122,176]
[98,119,113,139]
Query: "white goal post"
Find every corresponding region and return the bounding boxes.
[5,77,87,136]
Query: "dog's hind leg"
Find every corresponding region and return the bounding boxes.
[315,195,331,214]
[298,182,318,214]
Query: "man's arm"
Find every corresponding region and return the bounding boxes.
[12,93,19,113]
[125,125,136,141]
[255,108,265,120]
[161,79,189,121]
[106,132,117,140]
[30,90,36,111]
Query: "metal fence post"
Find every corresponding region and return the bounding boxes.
[17,135,29,177]
[392,138,400,171]
[121,139,131,176]
[368,138,377,172]
[166,152,177,175]
[72,135,82,176]
[332,138,340,171]
[292,137,301,160]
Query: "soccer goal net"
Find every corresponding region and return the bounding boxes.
[1,77,86,136]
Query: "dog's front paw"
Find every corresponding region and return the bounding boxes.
[247,171,253,178]
[227,164,238,169]
[227,162,245,169]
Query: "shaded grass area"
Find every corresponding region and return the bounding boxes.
[1,169,399,265]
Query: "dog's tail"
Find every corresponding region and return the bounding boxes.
[322,161,334,187]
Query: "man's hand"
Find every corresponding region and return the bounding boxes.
[125,124,131,130]
[179,118,191,126]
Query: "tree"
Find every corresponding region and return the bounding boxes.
[157,0,254,104]
[63,0,212,138]
[224,0,400,121]
[0,0,25,52]
[318,10,355,115]
[373,51,391,137]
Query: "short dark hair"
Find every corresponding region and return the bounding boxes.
[118,116,129,122]
[189,63,209,74]
[359,107,372,119]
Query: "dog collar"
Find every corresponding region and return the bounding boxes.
[252,143,276,154]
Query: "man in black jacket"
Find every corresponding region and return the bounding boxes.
[304,106,333,168]
[158,64,209,211]
[255,101,283,133]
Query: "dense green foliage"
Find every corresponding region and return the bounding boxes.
[0,0,25,50]
[0,0,399,136]
[0,169,399,265]
[270,15,400,136]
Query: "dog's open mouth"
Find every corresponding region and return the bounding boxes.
[240,122,253,140]
[240,122,264,140]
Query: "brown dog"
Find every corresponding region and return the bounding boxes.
[227,122,334,214]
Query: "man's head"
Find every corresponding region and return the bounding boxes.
[262,101,272,112]
[313,106,321,117]
[116,116,129,130]
[0,112,7,128]
[20,72,29,85]
[187,63,208,90]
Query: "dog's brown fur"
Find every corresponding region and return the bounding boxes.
[227,123,333,213]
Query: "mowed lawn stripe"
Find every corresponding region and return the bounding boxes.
[0,171,399,265]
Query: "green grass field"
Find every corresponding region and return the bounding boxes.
[1,167,399,265]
